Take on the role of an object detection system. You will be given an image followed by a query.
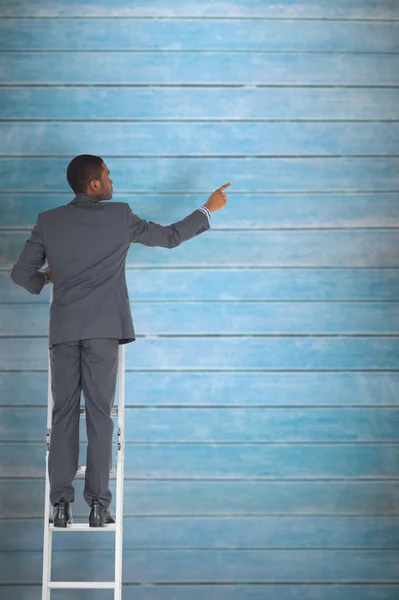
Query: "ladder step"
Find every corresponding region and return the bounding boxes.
[49,582,115,589]
[76,465,117,475]
[50,524,116,532]
[80,407,118,418]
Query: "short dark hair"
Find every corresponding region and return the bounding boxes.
[66,154,104,194]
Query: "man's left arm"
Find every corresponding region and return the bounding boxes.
[10,214,48,294]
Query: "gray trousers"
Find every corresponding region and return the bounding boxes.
[48,338,119,508]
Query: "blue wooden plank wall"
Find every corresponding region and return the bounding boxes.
[1,0,399,598]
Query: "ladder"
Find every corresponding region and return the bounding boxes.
[42,283,125,598]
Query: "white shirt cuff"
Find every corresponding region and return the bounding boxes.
[198,205,211,220]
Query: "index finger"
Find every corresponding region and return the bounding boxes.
[218,183,232,191]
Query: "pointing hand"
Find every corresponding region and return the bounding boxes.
[205,183,232,213]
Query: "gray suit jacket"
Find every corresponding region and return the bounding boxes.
[10,194,211,348]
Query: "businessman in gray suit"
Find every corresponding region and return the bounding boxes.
[10,154,231,527]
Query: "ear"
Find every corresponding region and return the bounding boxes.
[88,178,100,193]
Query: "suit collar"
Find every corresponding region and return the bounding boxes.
[70,194,99,204]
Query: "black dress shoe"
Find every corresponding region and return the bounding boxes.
[52,499,72,528]
[89,498,115,527]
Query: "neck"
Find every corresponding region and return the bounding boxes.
[78,192,100,200]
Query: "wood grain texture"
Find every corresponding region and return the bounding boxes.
[1,53,399,85]
[3,441,399,478]
[2,406,399,443]
[1,19,399,52]
[2,584,399,600]
[2,548,399,583]
[2,193,399,229]
[2,479,399,516]
[0,158,398,193]
[3,302,399,335]
[1,585,399,600]
[1,0,398,19]
[2,337,399,370]
[1,88,398,120]
[5,229,399,268]
[3,268,399,302]
[2,371,399,407]
[3,516,399,550]
[2,122,399,156]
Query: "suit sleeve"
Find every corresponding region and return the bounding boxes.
[10,214,47,295]
[127,203,210,248]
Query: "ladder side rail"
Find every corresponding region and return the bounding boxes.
[42,283,54,600]
[114,343,125,600]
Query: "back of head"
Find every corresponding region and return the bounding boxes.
[67,154,103,194]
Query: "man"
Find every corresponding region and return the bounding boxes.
[10,154,231,527]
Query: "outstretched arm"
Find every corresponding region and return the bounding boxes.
[127,182,231,248]
[10,215,48,294]
[127,204,211,248]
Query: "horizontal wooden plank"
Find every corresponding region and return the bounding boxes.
[2,548,399,583]
[2,516,399,551]
[5,229,399,268]
[3,268,399,303]
[1,0,398,19]
[1,88,398,120]
[3,584,399,600]
[3,122,399,156]
[2,302,399,336]
[1,372,399,407]
[1,53,398,85]
[2,407,399,443]
[2,441,399,478]
[1,158,398,193]
[2,584,399,600]
[3,193,399,229]
[8,337,399,370]
[1,20,399,52]
[3,337,399,371]
[2,479,399,516]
